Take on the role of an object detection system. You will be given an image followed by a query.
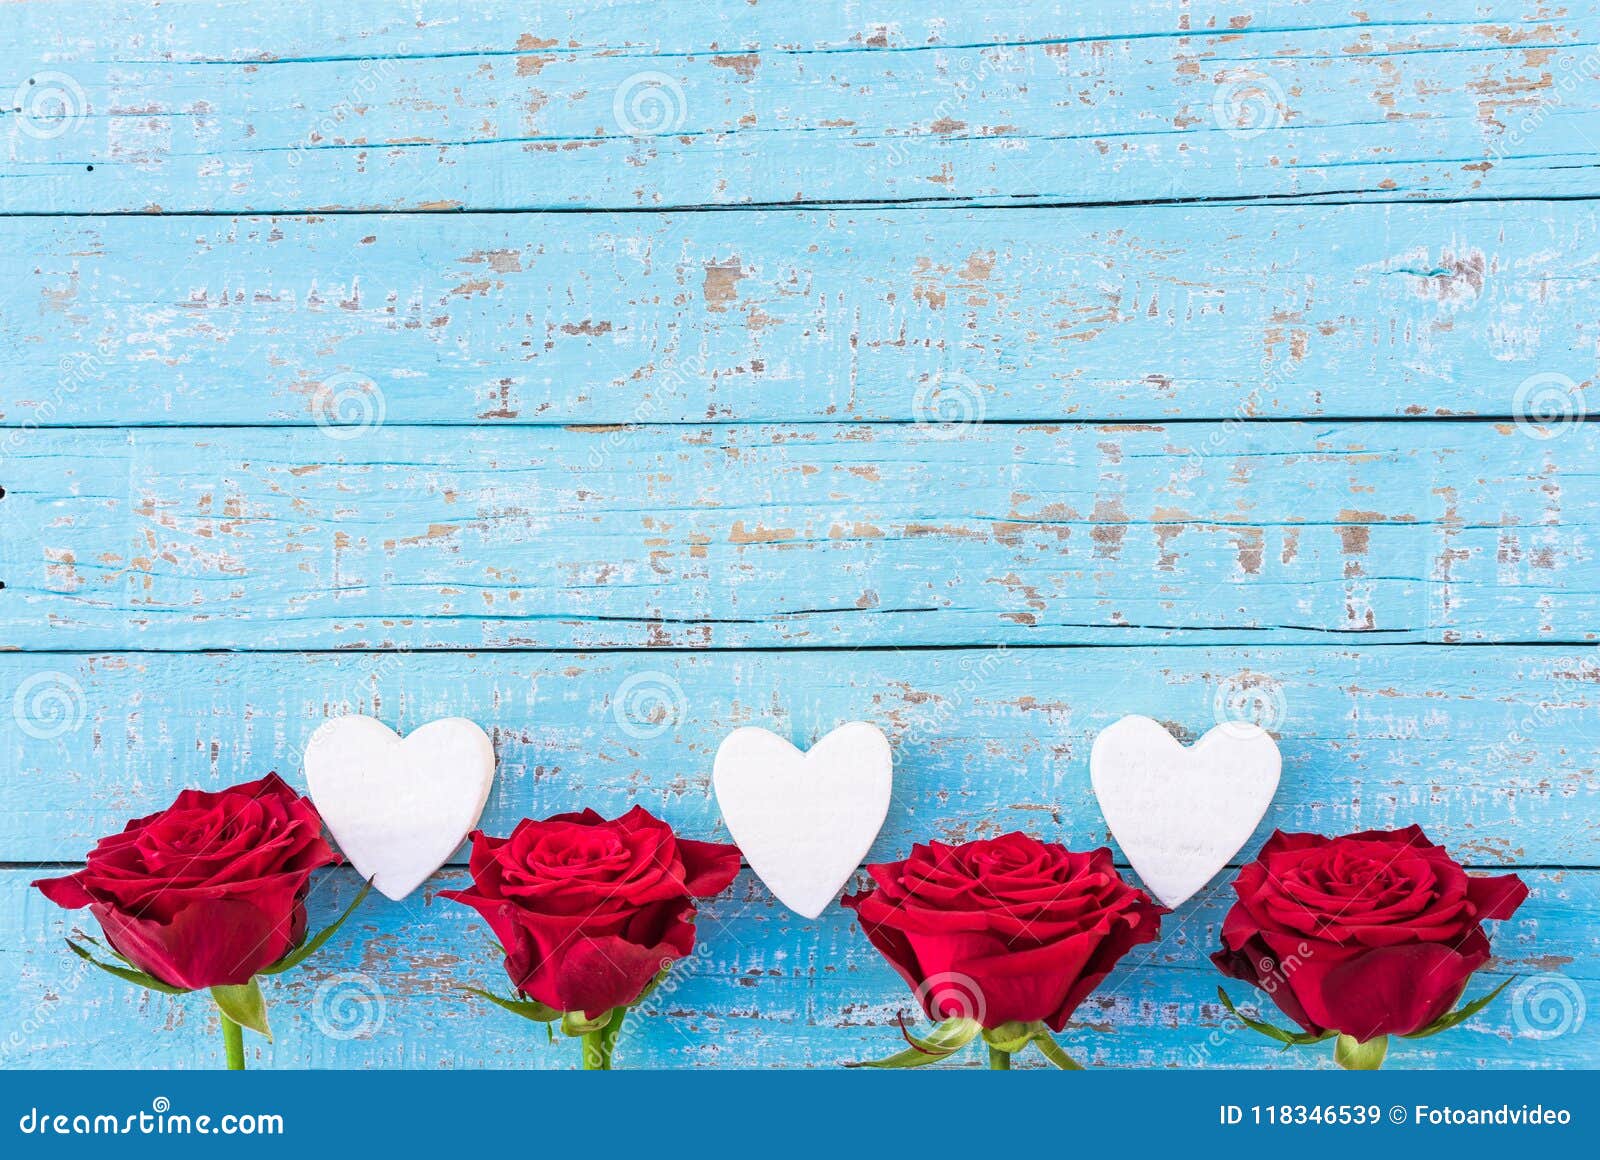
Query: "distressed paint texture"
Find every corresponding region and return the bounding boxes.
[1,422,1595,648]
[3,3,1599,211]
[2,205,1597,427]
[2,1,1597,1070]
[3,648,1597,864]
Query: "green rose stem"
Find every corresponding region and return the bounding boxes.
[581,1012,616,1070]
[220,1013,245,1071]
[987,1045,1011,1070]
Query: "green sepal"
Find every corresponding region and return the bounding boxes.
[1333,1033,1388,1070]
[561,1008,614,1037]
[1402,977,1515,1039]
[1217,987,1335,1047]
[844,1016,982,1069]
[260,878,374,975]
[75,933,136,966]
[66,939,188,995]
[211,979,272,1041]
[462,987,562,1023]
[1030,1028,1086,1070]
[981,1020,1036,1054]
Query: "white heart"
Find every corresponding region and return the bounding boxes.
[304,715,496,901]
[713,722,892,919]
[1089,714,1280,908]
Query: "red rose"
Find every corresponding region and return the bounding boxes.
[1212,825,1528,1041]
[843,833,1164,1031]
[442,806,741,1018]
[34,773,338,991]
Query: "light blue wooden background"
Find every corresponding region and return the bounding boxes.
[2,0,1597,1069]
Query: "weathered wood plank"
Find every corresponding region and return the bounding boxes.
[1,422,1595,649]
[4,646,1597,865]
[0,0,1534,62]
[4,3,1595,211]
[5,867,1594,1068]
[5,203,1598,426]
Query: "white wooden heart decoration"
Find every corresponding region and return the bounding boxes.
[713,722,892,919]
[1089,714,1280,909]
[304,715,496,901]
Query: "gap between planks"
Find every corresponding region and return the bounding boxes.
[0,415,1559,431]
[10,191,1600,220]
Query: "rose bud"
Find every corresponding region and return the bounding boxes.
[843,832,1164,1068]
[444,805,741,1068]
[1212,825,1528,1067]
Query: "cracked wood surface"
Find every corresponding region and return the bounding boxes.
[2,0,1596,1070]
[2,422,1595,649]
[2,647,1597,865]
[2,203,1597,426]
[3,2,1598,212]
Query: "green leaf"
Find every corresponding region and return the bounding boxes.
[1402,977,1515,1039]
[844,1017,982,1069]
[211,979,272,1041]
[66,940,188,995]
[260,878,374,975]
[462,987,562,1023]
[561,1008,614,1037]
[1030,1029,1085,1070]
[1333,1033,1388,1070]
[1216,987,1334,1047]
